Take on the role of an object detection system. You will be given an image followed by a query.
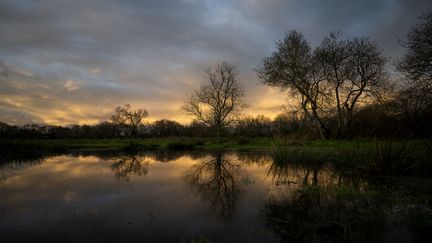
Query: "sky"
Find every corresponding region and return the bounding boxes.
[1,0,431,125]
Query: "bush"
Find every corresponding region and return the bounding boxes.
[364,141,416,175]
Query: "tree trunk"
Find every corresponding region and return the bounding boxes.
[215,125,220,139]
[343,110,353,139]
[311,106,330,140]
[335,86,343,139]
[316,120,330,140]
[301,102,330,140]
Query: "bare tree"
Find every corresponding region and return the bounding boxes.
[315,33,387,138]
[111,104,148,136]
[397,11,432,94]
[257,31,387,139]
[256,31,331,139]
[342,37,387,136]
[183,62,246,137]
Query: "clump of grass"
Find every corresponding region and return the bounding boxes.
[267,146,328,181]
[267,148,292,180]
[270,146,291,164]
[268,140,432,178]
[271,146,327,168]
[361,141,417,176]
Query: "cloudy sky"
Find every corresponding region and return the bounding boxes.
[1,0,431,125]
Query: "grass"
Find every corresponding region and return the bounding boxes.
[0,137,390,150]
[268,140,432,177]
[1,137,281,150]
[264,179,432,242]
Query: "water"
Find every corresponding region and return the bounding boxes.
[0,150,430,242]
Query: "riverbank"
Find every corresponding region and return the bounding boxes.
[2,138,431,177]
[2,137,427,150]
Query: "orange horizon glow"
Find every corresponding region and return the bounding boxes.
[0,85,288,126]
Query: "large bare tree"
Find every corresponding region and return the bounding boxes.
[256,31,331,139]
[315,33,387,138]
[111,104,148,136]
[397,11,432,94]
[183,62,246,137]
[257,30,387,139]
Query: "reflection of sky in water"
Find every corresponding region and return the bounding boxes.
[0,152,280,242]
[0,151,428,242]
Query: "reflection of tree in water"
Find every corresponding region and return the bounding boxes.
[267,156,327,188]
[263,159,398,242]
[236,151,271,165]
[0,160,41,183]
[71,149,210,164]
[147,150,185,162]
[0,142,50,182]
[183,152,241,220]
[111,154,149,181]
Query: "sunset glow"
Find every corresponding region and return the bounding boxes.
[0,0,429,125]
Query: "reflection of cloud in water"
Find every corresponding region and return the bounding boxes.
[63,191,79,203]
[0,150,430,242]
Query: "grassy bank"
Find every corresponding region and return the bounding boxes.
[3,137,284,150]
[269,140,432,177]
[0,137,416,150]
[2,138,431,177]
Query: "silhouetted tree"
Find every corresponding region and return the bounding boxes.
[183,62,246,138]
[236,115,272,137]
[0,122,14,138]
[257,31,331,139]
[272,112,303,136]
[111,104,148,137]
[392,86,432,137]
[397,11,432,94]
[151,119,183,137]
[183,120,211,137]
[257,31,388,139]
[94,122,117,138]
[315,32,387,138]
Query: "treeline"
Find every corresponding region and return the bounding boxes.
[1,94,431,139]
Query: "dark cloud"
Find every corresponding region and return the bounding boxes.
[0,0,431,124]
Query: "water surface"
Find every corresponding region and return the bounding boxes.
[0,150,430,242]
